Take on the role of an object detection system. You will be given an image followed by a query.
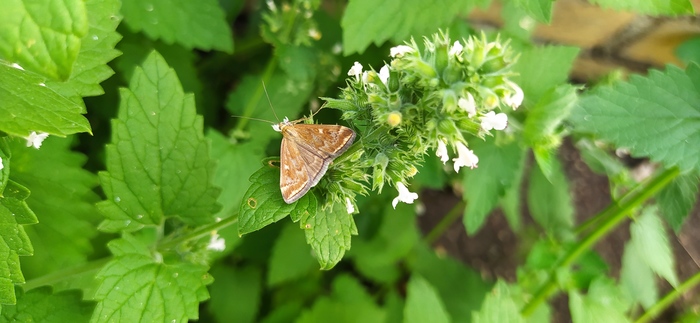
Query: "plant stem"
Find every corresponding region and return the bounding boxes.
[23,257,111,291]
[635,270,700,323]
[158,213,239,251]
[424,201,465,244]
[521,167,680,316]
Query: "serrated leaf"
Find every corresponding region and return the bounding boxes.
[500,150,527,231]
[2,287,93,321]
[472,281,525,323]
[630,207,679,287]
[0,179,36,304]
[404,274,450,323]
[296,274,385,323]
[569,277,631,323]
[570,64,700,173]
[92,234,212,323]
[462,138,525,234]
[341,0,474,54]
[513,46,580,106]
[267,223,315,286]
[121,0,233,52]
[620,239,658,310]
[589,0,693,16]
[8,136,100,278]
[0,63,92,137]
[527,155,574,235]
[207,264,262,323]
[515,0,553,23]
[0,0,88,80]
[411,244,491,321]
[351,203,419,283]
[238,165,317,235]
[97,51,220,232]
[302,202,357,270]
[524,85,578,148]
[657,172,699,233]
[47,0,122,100]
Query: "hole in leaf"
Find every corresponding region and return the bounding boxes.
[247,197,257,209]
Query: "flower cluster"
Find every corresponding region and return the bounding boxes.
[324,31,523,210]
[261,0,321,46]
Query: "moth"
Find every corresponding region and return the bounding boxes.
[273,117,356,204]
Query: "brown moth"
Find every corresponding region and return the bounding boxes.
[273,117,356,204]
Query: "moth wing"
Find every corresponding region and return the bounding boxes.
[296,143,331,188]
[280,137,311,204]
[287,124,356,159]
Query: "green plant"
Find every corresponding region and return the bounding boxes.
[0,0,698,322]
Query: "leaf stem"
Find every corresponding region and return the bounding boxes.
[520,167,680,316]
[157,213,239,251]
[635,270,700,323]
[23,257,111,291]
[424,201,465,244]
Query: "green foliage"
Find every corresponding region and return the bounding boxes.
[1,0,699,322]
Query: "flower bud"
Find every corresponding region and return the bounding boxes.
[442,65,463,85]
[387,111,402,127]
[435,42,449,76]
[437,118,459,137]
[414,60,437,79]
[372,153,390,192]
[442,90,458,113]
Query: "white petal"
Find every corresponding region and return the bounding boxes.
[379,65,390,86]
[481,111,508,131]
[436,140,449,164]
[390,45,414,57]
[453,142,478,172]
[26,131,49,149]
[449,41,464,56]
[504,80,524,109]
[206,232,226,251]
[458,93,476,118]
[393,182,418,208]
[345,197,355,214]
[0,156,3,171]
[347,61,363,78]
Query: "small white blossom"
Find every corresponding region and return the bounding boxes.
[308,28,321,40]
[392,182,419,209]
[348,61,363,80]
[503,80,524,109]
[449,41,464,56]
[331,43,342,55]
[345,197,355,214]
[0,157,3,171]
[480,111,508,131]
[26,131,49,149]
[379,65,390,87]
[453,142,478,172]
[362,71,371,84]
[458,93,477,118]
[436,139,449,164]
[390,45,414,58]
[207,232,226,251]
[266,0,277,11]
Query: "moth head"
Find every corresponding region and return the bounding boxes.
[272,117,291,132]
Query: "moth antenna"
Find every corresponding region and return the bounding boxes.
[261,81,280,123]
[231,115,276,124]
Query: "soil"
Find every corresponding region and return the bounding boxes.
[417,139,700,322]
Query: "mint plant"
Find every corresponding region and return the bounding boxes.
[1,0,699,322]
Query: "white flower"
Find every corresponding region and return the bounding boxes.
[207,232,226,251]
[379,65,390,87]
[458,93,476,118]
[331,43,342,55]
[436,139,449,164]
[308,28,321,40]
[392,182,419,209]
[449,41,464,56]
[503,80,524,109]
[345,197,355,214]
[266,0,277,11]
[347,61,363,80]
[0,157,3,171]
[26,131,49,149]
[390,45,414,57]
[453,142,478,172]
[362,71,371,84]
[480,111,508,131]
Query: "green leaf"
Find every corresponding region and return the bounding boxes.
[341,0,475,54]
[0,63,92,137]
[500,150,527,231]
[267,222,316,286]
[121,0,233,52]
[570,64,700,173]
[0,139,10,194]
[462,138,525,234]
[404,274,450,323]
[302,201,357,270]
[351,203,419,284]
[589,0,693,16]
[238,165,318,235]
[569,277,631,323]
[527,155,574,235]
[0,179,36,304]
[411,244,491,322]
[1,287,93,321]
[92,234,212,322]
[47,0,122,101]
[297,274,386,323]
[657,172,699,233]
[472,281,525,323]
[524,85,578,148]
[630,207,679,287]
[676,37,700,65]
[515,0,553,23]
[513,46,580,106]
[413,150,448,189]
[275,45,317,82]
[620,239,658,310]
[97,51,220,232]
[207,264,262,323]
[0,0,88,80]
[8,136,100,278]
